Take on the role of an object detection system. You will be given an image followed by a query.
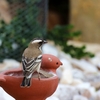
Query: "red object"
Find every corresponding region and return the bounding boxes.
[42,54,62,71]
[0,54,62,100]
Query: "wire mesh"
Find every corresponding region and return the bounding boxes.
[0,0,48,62]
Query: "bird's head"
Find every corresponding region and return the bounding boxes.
[29,38,47,48]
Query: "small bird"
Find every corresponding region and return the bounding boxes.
[21,38,47,87]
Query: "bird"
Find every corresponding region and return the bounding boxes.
[21,38,47,87]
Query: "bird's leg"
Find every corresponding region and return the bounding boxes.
[38,72,41,80]
[37,63,41,80]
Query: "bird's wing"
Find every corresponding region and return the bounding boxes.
[22,55,42,73]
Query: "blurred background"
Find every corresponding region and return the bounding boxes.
[1,0,100,100]
[1,0,99,62]
[0,0,69,61]
[0,0,48,61]
[0,0,70,61]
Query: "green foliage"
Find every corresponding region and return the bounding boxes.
[47,25,94,59]
[0,0,94,61]
[0,0,45,61]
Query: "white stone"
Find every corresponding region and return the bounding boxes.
[72,68,85,80]
[60,69,73,84]
[94,90,100,100]
[89,56,100,70]
[76,83,96,96]
[53,84,79,100]
[71,59,98,73]
[73,95,88,100]
[71,78,83,86]
[56,57,73,79]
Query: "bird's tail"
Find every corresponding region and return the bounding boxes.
[21,77,31,87]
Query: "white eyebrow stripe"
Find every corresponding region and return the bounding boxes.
[31,40,42,44]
